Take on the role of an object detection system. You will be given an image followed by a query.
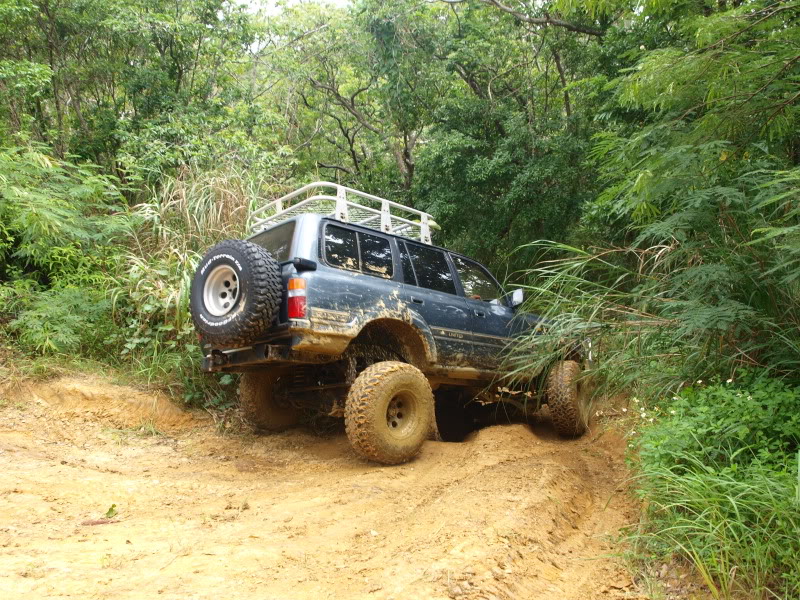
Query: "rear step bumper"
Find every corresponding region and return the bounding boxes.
[202,343,335,372]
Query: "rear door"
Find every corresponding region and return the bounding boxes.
[399,241,473,367]
[450,255,514,369]
[314,222,400,324]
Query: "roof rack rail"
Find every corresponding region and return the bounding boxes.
[249,181,435,244]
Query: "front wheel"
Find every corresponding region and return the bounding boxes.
[545,360,589,437]
[344,361,433,465]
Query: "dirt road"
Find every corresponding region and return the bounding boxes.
[1,376,638,600]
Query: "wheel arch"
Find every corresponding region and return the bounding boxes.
[349,318,436,370]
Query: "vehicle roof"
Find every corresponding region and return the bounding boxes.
[249,213,485,266]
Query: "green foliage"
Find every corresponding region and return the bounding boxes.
[634,374,800,599]
[509,0,800,395]
[415,98,596,270]
[8,286,115,355]
[0,144,123,281]
[640,375,800,472]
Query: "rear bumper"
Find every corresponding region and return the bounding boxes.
[201,318,354,372]
[202,342,337,372]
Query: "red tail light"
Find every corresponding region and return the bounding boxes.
[288,278,307,319]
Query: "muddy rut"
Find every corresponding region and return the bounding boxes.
[0,377,638,600]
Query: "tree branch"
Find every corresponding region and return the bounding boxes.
[316,162,353,174]
[440,0,605,37]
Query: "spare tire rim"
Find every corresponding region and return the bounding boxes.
[386,391,417,438]
[203,265,240,316]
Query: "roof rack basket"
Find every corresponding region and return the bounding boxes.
[249,181,435,244]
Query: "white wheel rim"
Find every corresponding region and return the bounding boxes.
[203,265,240,317]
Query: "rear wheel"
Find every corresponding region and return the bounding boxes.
[239,370,300,431]
[344,361,433,465]
[545,360,588,437]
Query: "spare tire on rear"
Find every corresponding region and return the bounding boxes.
[190,239,282,347]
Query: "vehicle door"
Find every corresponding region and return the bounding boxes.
[398,241,473,367]
[450,254,515,369]
[316,222,400,324]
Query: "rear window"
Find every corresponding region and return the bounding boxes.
[406,243,456,295]
[323,224,393,278]
[250,221,295,262]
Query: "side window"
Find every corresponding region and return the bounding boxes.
[360,232,393,278]
[324,224,393,279]
[406,244,457,295]
[398,242,417,285]
[452,256,502,302]
[324,225,359,271]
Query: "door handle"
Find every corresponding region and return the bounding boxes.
[474,310,486,318]
[411,296,424,305]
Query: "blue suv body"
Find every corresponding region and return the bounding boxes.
[202,213,539,386]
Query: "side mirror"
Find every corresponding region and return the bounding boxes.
[509,288,525,308]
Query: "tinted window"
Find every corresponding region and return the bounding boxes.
[452,256,502,302]
[398,242,417,285]
[360,232,393,278]
[406,244,456,295]
[325,225,359,271]
[251,221,295,262]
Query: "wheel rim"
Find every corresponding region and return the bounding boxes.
[386,391,418,439]
[203,265,240,316]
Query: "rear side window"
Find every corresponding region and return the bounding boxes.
[452,256,502,302]
[406,243,456,295]
[251,221,295,262]
[325,225,360,271]
[360,232,392,277]
[323,224,393,278]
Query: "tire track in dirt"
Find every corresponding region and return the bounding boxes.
[0,376,638,600]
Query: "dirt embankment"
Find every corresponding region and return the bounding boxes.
[1,376,639,600]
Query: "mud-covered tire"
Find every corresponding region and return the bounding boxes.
[190,239,281,347]
[344,361,433,465]
[239,370,300,431]
[545,360,588,437]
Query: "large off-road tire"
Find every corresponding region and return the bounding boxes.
[545,360,588,437]
[344,361,434,465]
[239,370,300,431]
[190,239,281,347]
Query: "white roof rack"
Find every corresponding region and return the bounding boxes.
[249,181,436,244]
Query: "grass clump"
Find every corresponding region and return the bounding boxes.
[634,374,800,600]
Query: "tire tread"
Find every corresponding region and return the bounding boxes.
[546,360,587,437]
[191,239,282,347]
[344,361,432,465]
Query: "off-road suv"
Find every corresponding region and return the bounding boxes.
[190,182,588,464]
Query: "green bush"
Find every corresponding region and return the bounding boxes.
[640,374,800,472]
[0,144,123,282]
[8,286,116,355]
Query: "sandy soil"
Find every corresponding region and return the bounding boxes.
[0,376,641,600]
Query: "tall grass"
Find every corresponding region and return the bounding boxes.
[505,237,800,401]
[109,164,288,405]
[635,452,800,600]
[505,166,800,598]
